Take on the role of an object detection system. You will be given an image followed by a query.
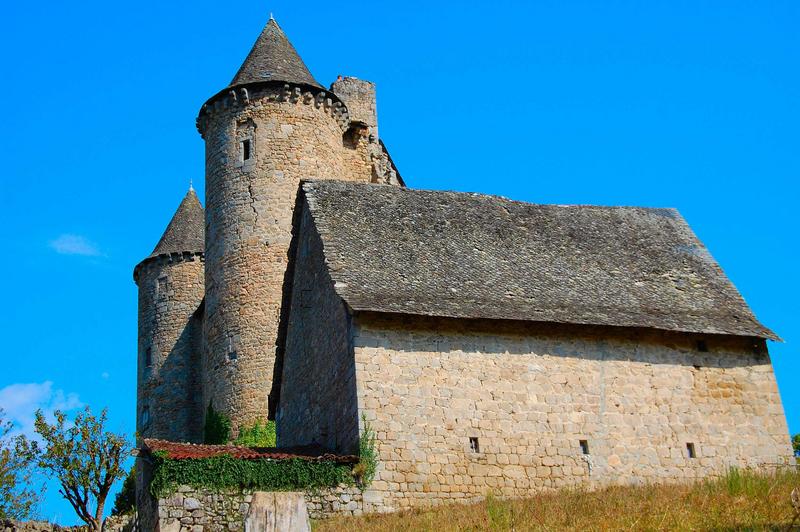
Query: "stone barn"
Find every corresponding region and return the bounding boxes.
[277,180,793,510]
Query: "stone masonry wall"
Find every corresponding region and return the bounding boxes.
[136,253,205,443]
[352,314,793,511]
[148,485,365,530]
[277,203,359,454]
[331,77,378,139]
[201,83,379,432]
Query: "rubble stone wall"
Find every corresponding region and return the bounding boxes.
[148,485,366,530]
[352,314,794,510]
[200,82,385,432]
[135,254,205,443]
[277,204,359,454]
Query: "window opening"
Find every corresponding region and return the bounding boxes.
[579,440,590,455]
[469,437,480,453]
[686,442,696,458]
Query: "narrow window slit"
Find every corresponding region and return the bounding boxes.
[469,437,480,453]
[579,440,590,455]
[686,442,696,458]
[242,139,252,161]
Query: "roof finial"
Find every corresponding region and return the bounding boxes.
[269,12,274,21]
[189,178,194,192]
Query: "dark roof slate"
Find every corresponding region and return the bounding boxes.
[302,180,777,340]
[149,188,205,258]
[229,18,323,89]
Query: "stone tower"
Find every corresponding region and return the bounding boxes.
[133,188,205,443]
[196,17,399,432]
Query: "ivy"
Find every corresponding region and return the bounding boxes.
[234,420,276,448]
[203,402,231,445]
[149,454,353,498]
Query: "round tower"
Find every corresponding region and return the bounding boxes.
[197,17,371,431]
[133,188,205,443]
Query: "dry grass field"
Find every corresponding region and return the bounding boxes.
[316,468,800,531]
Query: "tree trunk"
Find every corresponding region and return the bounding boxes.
[94,497,106,532]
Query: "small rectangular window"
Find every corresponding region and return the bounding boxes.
[579,440,590,455]
[242,139,252,161]
[157,277,167,293]
[227,335,237,361]
[145,347,152,367]
[686,442,696,459]
[469,437,480,453]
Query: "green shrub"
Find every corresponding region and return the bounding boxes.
[149,454,353,498]
[111,465,136,516]
[203,403,231,445]
[353,415,377,488]
[234,420,276,447]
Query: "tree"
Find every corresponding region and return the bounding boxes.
[0,410,40,519]
[25,406,131,531]
[111,465,135,516]
[793,433,800,457]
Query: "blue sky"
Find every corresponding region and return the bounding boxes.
[1,0,797,524]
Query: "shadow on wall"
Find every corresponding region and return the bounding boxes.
[356,313,771,370]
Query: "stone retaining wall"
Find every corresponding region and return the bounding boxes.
[148,485,366,530]
[1,514,132,532]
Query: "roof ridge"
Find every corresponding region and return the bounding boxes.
[302,179,679,212]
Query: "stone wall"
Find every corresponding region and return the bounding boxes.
[331,77,378,139]
[1,515,132,531]
[200,81,387,431]
[146,485,365,530]
[350,314,793,510]
[135,253,205,443]
[277,203,359,454]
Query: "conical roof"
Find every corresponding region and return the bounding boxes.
[148,188,205,259]
[229,18,323,89]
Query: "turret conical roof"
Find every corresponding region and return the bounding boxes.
[229,18,323,89]
[148,188,205,259]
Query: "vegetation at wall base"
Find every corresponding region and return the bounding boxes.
[233,420,276,447]
[316,467,800,532]
[353,416,377,488]
[149,454,353,498]
[203,403,231,445]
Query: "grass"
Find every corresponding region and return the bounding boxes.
[315,468,800,531]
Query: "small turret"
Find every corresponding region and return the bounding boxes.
[134,187,205,443]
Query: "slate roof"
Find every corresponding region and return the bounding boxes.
[148,188,205,259]
[141,439,358,463]
[302,180,777,340]
[229,18,323,89]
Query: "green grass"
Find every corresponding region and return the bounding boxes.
[315,468,800,531]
